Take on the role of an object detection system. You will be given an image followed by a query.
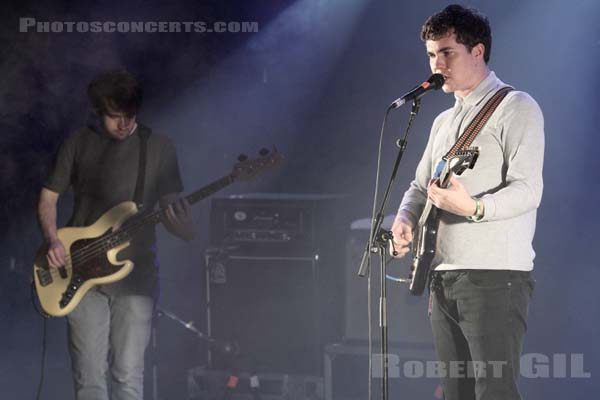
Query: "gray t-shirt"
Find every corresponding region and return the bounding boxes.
[45,123,183,295]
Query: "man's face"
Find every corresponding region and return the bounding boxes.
[426,32,484,97]
[102,109,137,140]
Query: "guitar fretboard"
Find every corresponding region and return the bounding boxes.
[88,174,236,253]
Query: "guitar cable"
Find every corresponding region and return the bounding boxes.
[30,280,51,318]
[30,281,50,400]
[384,242,404,282]
[35,317,48,400]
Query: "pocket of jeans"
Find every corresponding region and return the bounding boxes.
[515,273,535,295]
[465,270,512,289]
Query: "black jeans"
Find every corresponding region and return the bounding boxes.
[429,270,534,400]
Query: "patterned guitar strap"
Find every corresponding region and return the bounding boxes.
[432,86,513,179]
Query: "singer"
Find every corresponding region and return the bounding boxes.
[390,4,544,400]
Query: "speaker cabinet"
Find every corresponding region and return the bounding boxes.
[206,255,323,375]
[206,195,347,375]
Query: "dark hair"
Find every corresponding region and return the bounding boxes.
[421,4,492,63]
[87,69,142,116]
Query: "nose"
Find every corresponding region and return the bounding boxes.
[432,56,445,72]
[428,52,444,70]
[118,117,130,129]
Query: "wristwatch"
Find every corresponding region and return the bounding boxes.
[467,197,484,222]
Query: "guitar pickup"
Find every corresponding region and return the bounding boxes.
[36,268,53,287]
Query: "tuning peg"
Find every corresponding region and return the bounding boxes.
[259,148,269,156]
[237,154,248,162]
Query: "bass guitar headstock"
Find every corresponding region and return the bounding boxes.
[232,146,284,181]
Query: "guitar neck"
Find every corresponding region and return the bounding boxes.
[115,174,235,243]
[185,174,235,206]
[438,169,454,189]
[418,169,454,226]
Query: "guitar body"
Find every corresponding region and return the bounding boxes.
[408,148,479,296]
[409,205,440,295]
[33,201,138,317]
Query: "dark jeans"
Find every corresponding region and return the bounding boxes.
[429,270,534,400]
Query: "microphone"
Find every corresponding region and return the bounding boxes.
[390,73,445,109]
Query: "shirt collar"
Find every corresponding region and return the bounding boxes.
[453,71,507,108]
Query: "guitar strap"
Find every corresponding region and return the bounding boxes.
[443,86,513,160]
[133,124,151,210]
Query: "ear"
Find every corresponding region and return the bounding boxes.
[472,43,485,60]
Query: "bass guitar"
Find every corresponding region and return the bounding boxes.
[33,148,283,316]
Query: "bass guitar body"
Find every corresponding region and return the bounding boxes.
[33,202,138,317]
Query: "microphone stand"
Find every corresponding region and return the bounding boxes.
[156,306,239,355]
[152,306,240,400]
[356,99,421,400]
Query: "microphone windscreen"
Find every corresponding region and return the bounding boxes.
[428,73,445,90]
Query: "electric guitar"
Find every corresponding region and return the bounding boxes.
[33,148,283,317]
[408,148,479,295]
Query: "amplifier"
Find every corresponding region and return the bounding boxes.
[214,199,309,243]
[209,194,347,257]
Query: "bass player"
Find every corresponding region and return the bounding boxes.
[37,68,195,400]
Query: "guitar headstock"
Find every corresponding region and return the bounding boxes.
[436,147,480,188]
[232,147,284,181]
[448,147,480,176]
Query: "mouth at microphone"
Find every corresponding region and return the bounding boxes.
[435,71,450,81]
[428,73,446,89]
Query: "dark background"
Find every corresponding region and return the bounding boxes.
[1,0,599,399]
